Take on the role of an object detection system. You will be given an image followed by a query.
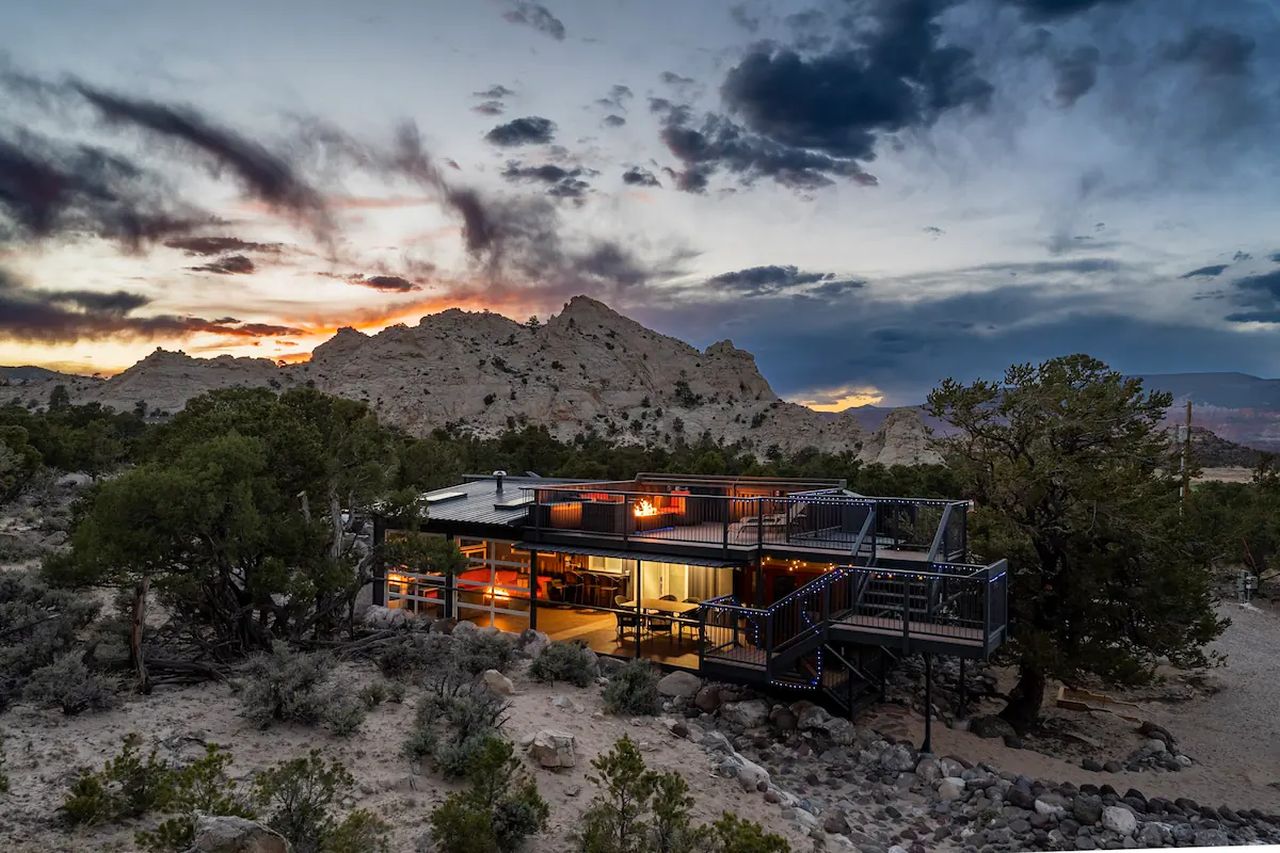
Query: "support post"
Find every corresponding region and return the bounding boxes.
[371,515,386,607]
[528,551,539,631]
[921,653,934,755]
[634,559,642,659]
[444,532,456,620]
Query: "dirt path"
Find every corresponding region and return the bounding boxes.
[866,601,1280,813]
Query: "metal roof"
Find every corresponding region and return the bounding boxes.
[515,542,741,568]
[411,475,587,527]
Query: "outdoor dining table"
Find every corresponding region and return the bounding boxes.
[618,598,701,640]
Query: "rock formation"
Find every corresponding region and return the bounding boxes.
[0,295,940,462]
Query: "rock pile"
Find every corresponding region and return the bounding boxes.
[659,678,1280,851]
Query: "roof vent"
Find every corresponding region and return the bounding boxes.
[493,469,507,492]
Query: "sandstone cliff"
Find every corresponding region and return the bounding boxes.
[0,296,940,462]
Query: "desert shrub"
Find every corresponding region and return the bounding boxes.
[578,737,788,853]
[0,573,100,711]
[252,750,389,853]
[602,659,659,716]
[23,652,117,715]
[325,808,394,853]
[135,745,255,852]
[453,629,515,675]
[579,736,656,853]
[528,641,596,687]
[404,668,510,778]
[241,648,366,736]
[322,693,368,737]
[61,734,174,826]
[704,814,789,853]
[359,681,388,708]
[375,631,453,681]
[649,771,700,853]
[429,735,550,853]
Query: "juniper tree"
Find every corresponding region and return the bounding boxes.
[928,354,1225,727]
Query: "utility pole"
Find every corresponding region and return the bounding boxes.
[1179,400,1193,510]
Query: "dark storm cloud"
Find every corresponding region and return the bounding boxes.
[602,115,626,128]
[1163,26,1256,77]
[656,107,877,192]
[472,101,505,116]
[1226,269,1280,323]
[0,130,203,248]
[622,167,660,187]
[667,0,990,194]
[500,160,593,201]
[1233,251,1252,262]
[636,263,1274,405]
[1271,253,1280,264]
[0,266,301,344]
[72,83,333,237]
[500,1,565,41]
[1180,264,1228,278]
[923,225,944,237]
[46,289,151,313]
[729,4,761,33]
[474,85,515,99]
[484,116,556,146]
[597,85,633,111]
[354,274,419,292]
[1053,46,1100,107]
[659,71,696,88]
[707,265,865,297]
[189,254,255,275]
[1005,0,1137,21]
[164,236,283,256]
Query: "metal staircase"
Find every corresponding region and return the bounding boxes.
[695,506,1008,716]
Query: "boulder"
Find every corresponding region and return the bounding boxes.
[694,685,722,713]
[362,605,415,629]
[938,778,966,801]
[968,714,1016,740]
[55,472,94,490]
[528,730,576,768]
[482,669,515,696]
[517,628,550,658]
[1101,806,1137,836]
[452,619,479,637]
[720,699,770,729]
[729,753,771,792]
[769,705,798,731]
[795,702,833,731]
[657,671,702,698]
[1073,795,1104,826]
[190,815,290,853]
[879,744,917,773]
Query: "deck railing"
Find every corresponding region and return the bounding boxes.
[526,485,965,558]
[698,555,1008,676]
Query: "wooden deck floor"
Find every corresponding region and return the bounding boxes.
[834,613,984,645]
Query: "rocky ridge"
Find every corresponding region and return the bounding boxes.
[0,296,938,463]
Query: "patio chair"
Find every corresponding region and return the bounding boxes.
[675,597,702,640]
[647,594,676,636]
[614,595,641,639]
[562,571,584,605]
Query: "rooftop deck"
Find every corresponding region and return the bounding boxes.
[522,476,969,563]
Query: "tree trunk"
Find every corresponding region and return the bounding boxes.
[130,575,151,695]
[999,661,1045,732]
[328,483,343,560]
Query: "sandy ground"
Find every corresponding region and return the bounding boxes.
[0,661,813,853]
[866,600,1280,813]
[1196,467,1256,484]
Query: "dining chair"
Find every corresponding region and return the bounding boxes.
[614,594,641,640]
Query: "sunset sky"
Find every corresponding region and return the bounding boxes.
[3,0,1279,405]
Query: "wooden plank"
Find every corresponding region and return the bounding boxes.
[834,614,984,645]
